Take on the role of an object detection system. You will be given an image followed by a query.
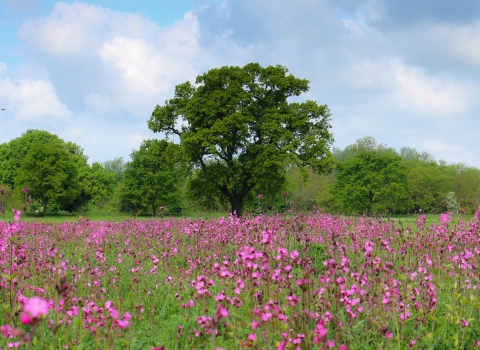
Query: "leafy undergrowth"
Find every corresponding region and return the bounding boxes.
[1,209,480,349]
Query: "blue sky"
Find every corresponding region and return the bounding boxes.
[1,0,480,167]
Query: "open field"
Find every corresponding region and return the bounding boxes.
[1,210,479,349]
[4,209,473,228]
[1,211,225,224]
[386,214,474,229]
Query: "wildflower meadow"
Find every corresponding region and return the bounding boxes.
[1,207,480,349]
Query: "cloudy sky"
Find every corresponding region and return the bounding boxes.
[1,0,479,167]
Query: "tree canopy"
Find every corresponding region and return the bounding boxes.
[0,129,72,188]
[103,157,126,183]
[16,142,80,215]
[148,63,334,216]
[407,165,453,213]
[333,151,409,215]
[332,136,397,162]
[121,139,185,216]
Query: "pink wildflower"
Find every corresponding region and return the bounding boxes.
[313,321,328,344]
[216,303,229,319]
[21,297,49,324]
[20,313,32,325]
[116,312,131,329]
[12,209,21,221]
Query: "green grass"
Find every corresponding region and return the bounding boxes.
[1,210,227,223]
[386,213,474,229]
[3,209,474,226]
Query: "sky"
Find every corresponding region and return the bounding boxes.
[1,0,479,167]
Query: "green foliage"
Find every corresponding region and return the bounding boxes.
[400,146,435,164]
[332,136,397,162]
[121,139,185,215]
[452,165,480,213]
[284,166,335,211]
[0,184,23,214]
[148,62,334,216]
[77,162,117,211]
[0,129,71,188]
[102,157,126,183]
[407,164,453,213]
[315,173,343,213]
[16,142,81,215]
[186,167,230,212]
[333,151,409,214]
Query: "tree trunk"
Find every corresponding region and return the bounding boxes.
[228,193,242,217]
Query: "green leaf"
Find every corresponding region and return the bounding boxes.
[1,273,17,281]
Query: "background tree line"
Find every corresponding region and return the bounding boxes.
[299,136,480,215]
[1,131,478,216]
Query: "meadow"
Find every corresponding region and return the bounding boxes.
[1,208,479,349]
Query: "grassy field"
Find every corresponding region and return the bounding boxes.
[3,209,471,226]
[2,210,226,223]
[386,213,474,228]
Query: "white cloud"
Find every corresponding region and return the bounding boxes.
[391,60,468,116]
[17,1,159,57]
[17,3,201,120]
[0,68,72,124]
[428,22,480,67]
[335,59,394,90]
[99,34,197,96]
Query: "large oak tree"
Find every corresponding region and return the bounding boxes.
[148,63,334,216]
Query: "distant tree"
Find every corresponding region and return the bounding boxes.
[16,142,80,215]
[0,184,23,214]
[102,157,126,183]
[0,130,69,188]
[452,165,480,213]
[333,137,397,162]
[148,63,334,216]
[285,166,333,210]
[121,140,185,215]
[400,147,435,163]
[315,173,342,213]
[69,162,117,211]
[0,143,8,185]
[333,151,409,215]
[407,165,453,213]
